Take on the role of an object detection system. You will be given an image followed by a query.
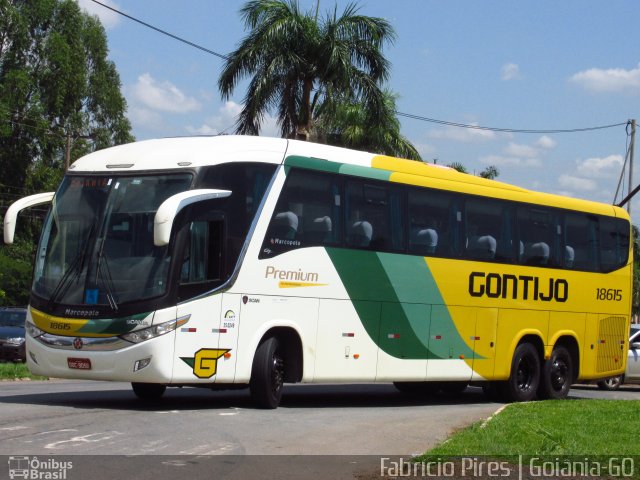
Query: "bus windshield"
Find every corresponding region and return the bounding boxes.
[32,174,193,308]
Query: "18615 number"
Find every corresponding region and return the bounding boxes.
[596,288,622,301]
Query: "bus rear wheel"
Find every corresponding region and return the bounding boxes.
[502,342,540,402]
[250,336,285,409]
[538,345,573,400]
[131,382,166,400]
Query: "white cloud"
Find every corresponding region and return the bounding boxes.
[429,124,496,143]
[186,101,242,136]
[127,105,166,131]
[415,143,437,160]
[501,63,522,81]
[479,154,541,168]
[558,174,597,192]
[569,64,640,94]
[186,101,280,137]
[504,142,538,158]
[132,73,201,114]
[535,135,557,150]
[576,154,624,178]
[76,0,121,29]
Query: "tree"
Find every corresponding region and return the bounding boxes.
[316,90,421,160]
[446,162,469,174]
[479,165,499,179]
[219,0,395,142]
[0,0,133,306]
[0,0,133,193]
[447,162,500,180]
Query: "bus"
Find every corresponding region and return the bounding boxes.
[3,135,632,408]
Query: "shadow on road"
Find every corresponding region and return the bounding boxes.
[0,382,496,412]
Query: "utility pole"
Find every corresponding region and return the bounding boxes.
[65,133,71,171]
[629,119,636,216]
[618,119,638,212]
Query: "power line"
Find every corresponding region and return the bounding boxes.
[88,0,229,61]
[90,0,628,135]
[395,112,628,134]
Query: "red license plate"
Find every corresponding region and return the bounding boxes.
[67,357,92,370]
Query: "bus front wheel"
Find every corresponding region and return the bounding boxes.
[250,336,285,409]
[538,345,573,400]
[502,342,540,402]
[131,382,166,400]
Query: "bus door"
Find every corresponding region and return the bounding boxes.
[172,217,232,383]
[174,297,224,383]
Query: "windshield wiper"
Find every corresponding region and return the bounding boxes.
[95,238,119,312]
[47,223,96,308]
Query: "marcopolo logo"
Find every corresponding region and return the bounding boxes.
[8,456,73,479]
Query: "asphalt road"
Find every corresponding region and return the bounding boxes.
[0,380,495,456]
[0,379,637,458]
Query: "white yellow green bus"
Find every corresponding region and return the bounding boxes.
[3,135,631,408]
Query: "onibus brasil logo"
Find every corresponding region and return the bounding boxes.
[8,456,72,479]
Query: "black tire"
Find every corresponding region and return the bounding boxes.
[393,381,440,395]
[501,342,540,402]
[250,336,285,409]
[538,345,573,400]
[597,376,622,391]
[131,382,166,400]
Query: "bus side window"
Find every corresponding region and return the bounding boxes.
[517,208,556,266]
[407,188,454,257]
[179,220,223,300]
[464,198,514,262]
[261,168,341,257]
[563,212,597,271]
[599,216,630,272]
[345,179,404,252]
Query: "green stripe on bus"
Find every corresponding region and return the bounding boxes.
[326,248,477,360]
[76,312,150,335]
[284,155,392,181]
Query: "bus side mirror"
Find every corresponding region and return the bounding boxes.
[3,192,55,244]
[153,189,231,247]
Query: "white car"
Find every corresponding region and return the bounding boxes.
[597,324,640,390]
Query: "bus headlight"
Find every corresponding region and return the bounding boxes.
[26,322,44,338]
[120,315,190,344]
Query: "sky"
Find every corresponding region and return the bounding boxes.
[77,0,640,222]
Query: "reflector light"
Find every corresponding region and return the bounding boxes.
[134,357,152,372]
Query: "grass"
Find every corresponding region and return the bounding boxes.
[419,400,640,458]
[411,400,640,478]
[0,361,47,380]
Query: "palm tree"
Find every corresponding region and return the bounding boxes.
[479,165,500,179]
[447,162,500,180]
[447,162,469,174]
[219,0,395,141]
[315,90,421,160]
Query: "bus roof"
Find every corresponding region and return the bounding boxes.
[68,135,628,221]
